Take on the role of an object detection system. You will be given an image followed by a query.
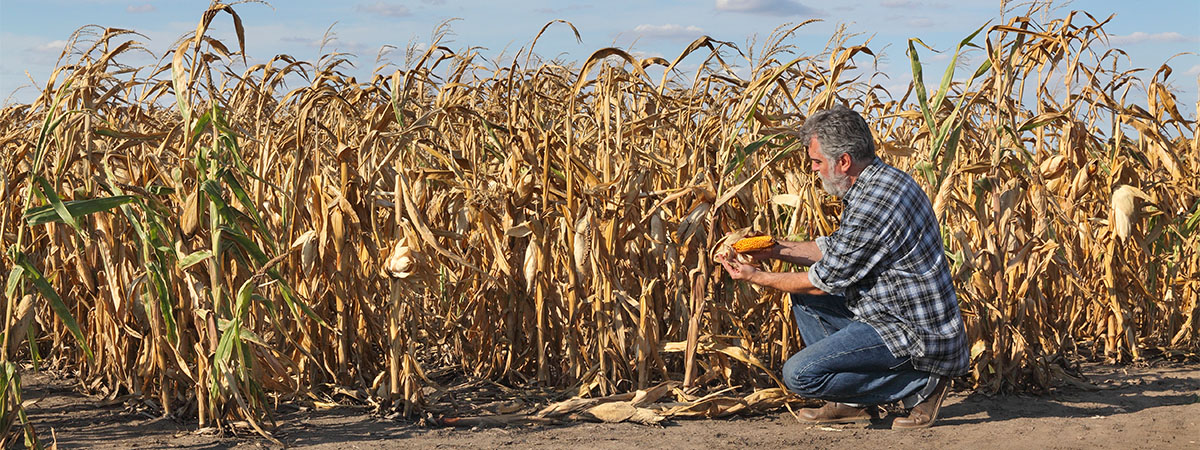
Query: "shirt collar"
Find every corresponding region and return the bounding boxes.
[842,157,883,202]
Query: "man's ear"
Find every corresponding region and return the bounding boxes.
[838,152,853,171]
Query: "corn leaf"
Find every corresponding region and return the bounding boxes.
[148,262,179,345]
[5,266,24,300]
[177,250,214,270]
[24,195,137,227]
[33,176,82,235]
[13,251,92,361]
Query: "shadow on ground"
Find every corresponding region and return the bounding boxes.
[938,366,1200,426]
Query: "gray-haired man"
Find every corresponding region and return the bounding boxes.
[718,105,968,429]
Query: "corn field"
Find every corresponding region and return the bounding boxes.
[1,2,1197,444]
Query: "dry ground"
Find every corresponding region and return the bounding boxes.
[16,362,1200,449]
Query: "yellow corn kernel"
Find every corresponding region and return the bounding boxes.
[731,235,776,252]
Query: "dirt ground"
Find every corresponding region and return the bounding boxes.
[14,362,1200,449]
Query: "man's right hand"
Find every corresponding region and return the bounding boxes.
[718,257,760,283]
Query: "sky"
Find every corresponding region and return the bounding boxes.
[1,0,1198,119]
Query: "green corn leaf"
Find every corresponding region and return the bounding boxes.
[478,116,507,162]
[27,325,42,370]
[214,280,254,380]
[148,262,179,345]
[33,176,82,235]
[274,275,327,328]
[1,360,15,393]
[201,179,227,208]
[191,108,213,140]
[940,126,964,180]
[222,130,255,176]
[724,133,783,178]
[236,326,270,348]
[5,265,25,299]
[930,23,988,114]
[214,317,270,348]
[13,251,93,361]
[220,170,276,250]
[146,185,176,196]
[24,195,137,227]
[1181,199,1200,237]
[177,250,214,270]
[972,58,993,80]
[220,226,327,327]
[100,162,146,236]
[202,179,257,227]
[33,80,74,174]
[234,278,254,319]
[194,146,211,177]
[907,38,935,133]
[214,321,238,368]
[220,226,268,264]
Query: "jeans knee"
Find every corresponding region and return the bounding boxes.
[782,354,824,396]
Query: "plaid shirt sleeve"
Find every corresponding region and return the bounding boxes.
[807,159,969,377]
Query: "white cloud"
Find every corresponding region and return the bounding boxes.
[927,52,952,62]
[281,36,324,48]
[280,34,370,55]
[881,0,921,7]
[907,18,934,28]
[1184,64,1200,76]
[356,2,411,18]
[633,24,705,39]
[1107,32,1199,46]
[34,40,70,54]
[715,0,819,16]
[126,4,156,13]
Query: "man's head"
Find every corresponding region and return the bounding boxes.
[798,105,876,197]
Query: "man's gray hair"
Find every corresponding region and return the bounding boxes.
[798,105,876,165]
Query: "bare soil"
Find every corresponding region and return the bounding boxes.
[15,362,1200,449]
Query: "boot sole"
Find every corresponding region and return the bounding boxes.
[798,416,873,425]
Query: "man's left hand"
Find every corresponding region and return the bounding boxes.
[718,256,759,282]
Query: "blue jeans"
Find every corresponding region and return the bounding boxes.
[782,293,933,406]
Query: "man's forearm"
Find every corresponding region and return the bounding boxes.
[772,240,822,267]
[746,270,828,296]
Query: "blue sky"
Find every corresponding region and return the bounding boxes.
[1,0,1198,118]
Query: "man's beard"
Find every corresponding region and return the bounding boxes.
[819,169,852,197]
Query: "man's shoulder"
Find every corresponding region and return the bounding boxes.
[871,160,917,185]
[858,159,923,198]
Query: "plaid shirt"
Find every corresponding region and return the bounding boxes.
[808,158,969,376]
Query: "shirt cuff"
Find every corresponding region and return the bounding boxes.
[814,236,830,258]
[807,265,841,296]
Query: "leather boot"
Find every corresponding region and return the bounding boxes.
[797,401,876,424]
[893,378,950,429]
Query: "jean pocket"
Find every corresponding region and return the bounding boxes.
[888,357,913,371]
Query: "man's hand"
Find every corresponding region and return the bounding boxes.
[716,254,828,296]
[717,255,760,282]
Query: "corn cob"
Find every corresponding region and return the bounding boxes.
[731,235,776,253]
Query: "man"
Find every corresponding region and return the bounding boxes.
[717,105,968,429]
